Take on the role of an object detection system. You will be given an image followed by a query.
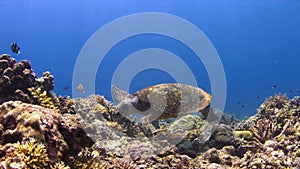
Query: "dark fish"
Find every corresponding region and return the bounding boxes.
[258,96,260,99]
[63,86,69,90]
[10,42,21,54]
[242,105,246,108]
[272,85,276,89]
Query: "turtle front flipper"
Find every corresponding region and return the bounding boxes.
[112,85,141,117]
[112,85,132,104]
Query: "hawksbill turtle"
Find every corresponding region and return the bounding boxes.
[112,83,212,122]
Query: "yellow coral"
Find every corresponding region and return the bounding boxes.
[233,130,253,140]
[97,104,109,114]
[13,138,49,168]
[106,121,118,127]
[28,87,56,109]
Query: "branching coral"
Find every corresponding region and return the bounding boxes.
[1,138,49,169]
[15,138,49,168]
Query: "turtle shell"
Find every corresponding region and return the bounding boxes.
[131,83,211,120]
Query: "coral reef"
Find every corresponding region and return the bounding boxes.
[73,94,299,168]
[1,54,300,168]
[1,92,300,168]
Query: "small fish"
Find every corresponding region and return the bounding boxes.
[272,85,277,89]
[257,96,260,99]
[242,105,246,108]
[10,42,21,54]
[63,86,69,90]
[77,83,85,93]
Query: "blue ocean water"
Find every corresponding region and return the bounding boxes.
[1,1,300,119]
